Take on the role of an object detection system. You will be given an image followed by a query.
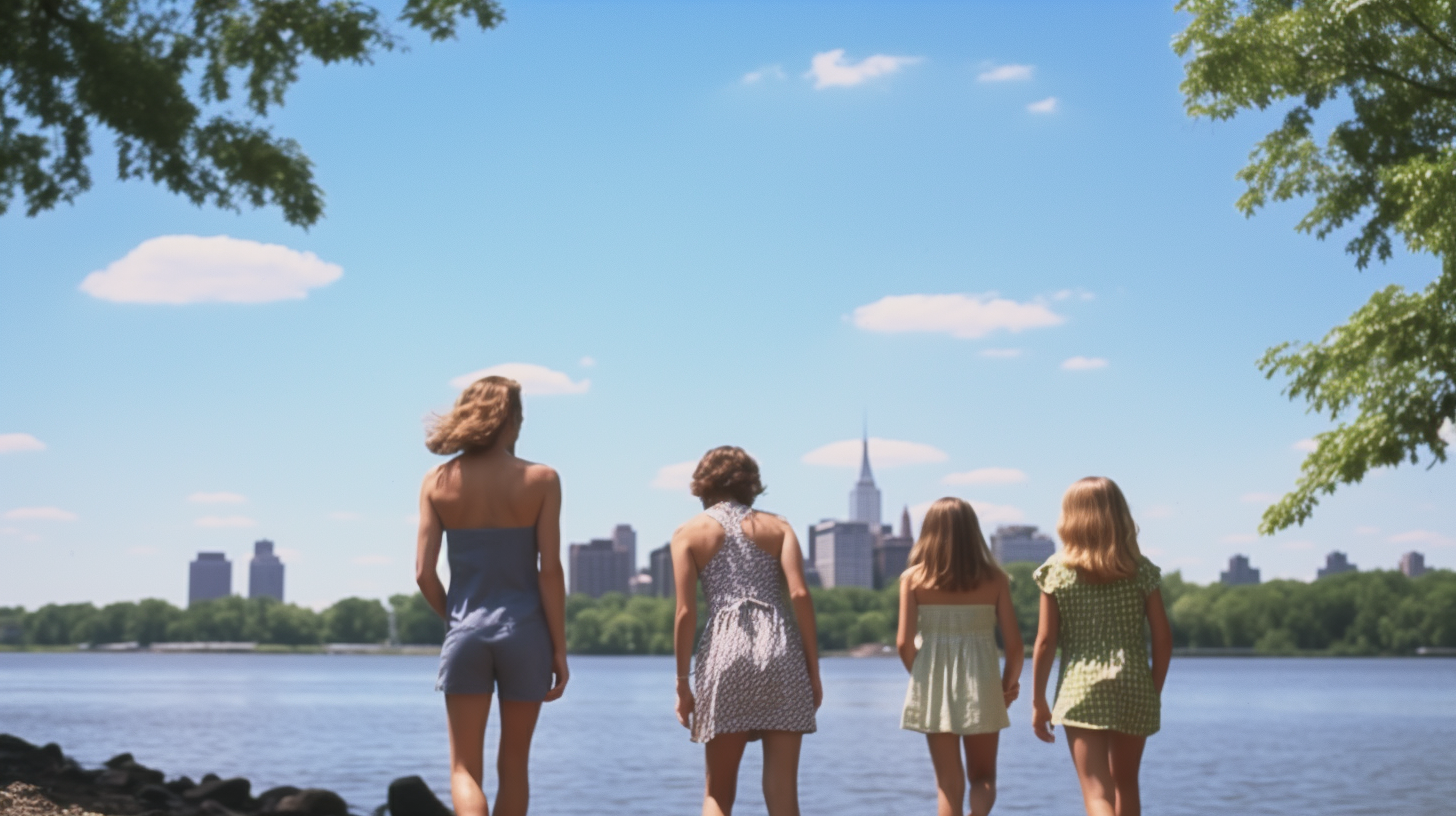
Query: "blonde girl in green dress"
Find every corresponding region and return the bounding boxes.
[1031,477,1173,816]
[897,498,1024,816]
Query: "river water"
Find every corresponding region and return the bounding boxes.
[0,654,1451,815]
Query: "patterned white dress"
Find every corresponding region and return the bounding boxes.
[690,501,817,743]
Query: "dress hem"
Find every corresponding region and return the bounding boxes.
[1052,716,1159,737]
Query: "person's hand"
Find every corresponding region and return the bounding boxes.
[810,674,824,710]
[544,653,569,701]
[675,679,695,729]
[1002,679,1020,708]
[1032,699,1055,743]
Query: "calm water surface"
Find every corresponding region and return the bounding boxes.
[0,654,1451,815]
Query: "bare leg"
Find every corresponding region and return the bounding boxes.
[494,700,542,816]
[925,734,966,816]
[962,732,999,816]
[445,693,493,816]
[1065,726,1115,816]
[1106,731,1146,816]
[760,731,803,816]
[703,732,750,816]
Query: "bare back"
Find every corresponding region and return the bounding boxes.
[426,451,555,530]
[905,564,1009,606]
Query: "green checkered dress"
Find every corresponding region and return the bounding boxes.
[1033,553,1162,736]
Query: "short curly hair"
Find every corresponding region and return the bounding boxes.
[690,446,765,506]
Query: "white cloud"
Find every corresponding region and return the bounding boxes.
[0,433,46,453]
[853,293,1064,339]
[980,348,1023,359]
[449,363,590,395]
[1142,504,1176,520]
[742,65,786,84]
[79,235,342,304]
[1388,530,1455,547]
[807,49,922,89]
[1280,539,1315,550]
[942,467,1027,486]
[1051,289,1095,301]
[277,547,303,563]
[1027,96,1059,114]
[1061,356,1108,371]
[1220,533,1259,544]
[1440,418,1455,444]
[4,506,78,521]
[1240,492,1279,504]
[352,554,393,566]
[652,461,697,492]
[912,499,1025,528]
[1353,525,1381,536]
[579,356,596,368]
[1292,438,1319,453]
[328,511,361,522]
[195,515,256,528]
[803,438,949,468]
[977,63,1034,82]
[188,491,246,504]
[127,546,159,557]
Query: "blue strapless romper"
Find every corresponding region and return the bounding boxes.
[435,526,552,700]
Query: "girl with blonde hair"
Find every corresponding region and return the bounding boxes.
[897,497,1023,816]
[415,376,569,816]
[1031,477,1173,816]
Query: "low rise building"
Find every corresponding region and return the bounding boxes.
[188,552,231,606]
[1317,551,1357,580]
[1399,551,1426,579]
[1220,554,1261,586]
[990,525,1056,565]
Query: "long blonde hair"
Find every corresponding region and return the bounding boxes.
[425,376,523,455]
[1057,476,1141,580]
[906,497,1003,591]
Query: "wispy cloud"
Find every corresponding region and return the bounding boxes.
[853,293,1064,339]
[1061,356,1108,371]
[189,491,246,504]
[0,433,46,453]
[4,506,78,521]
[942,467,1027,486]
[1354,525,1380,536]
[1280,539,1315,550]
[807,49,922,89]
[742,65,786,84]
[804,438,948,468]
[652,461,697,492]
[328,511,361,522]
[1292,438,1319,453]
[579,356,596,368]
[1240,492,1279,504]
[80,235,342,304]
[911,499,1025,528]
[1220,533,1258,544]
[127,546,159,557]
[977,64,1034,82]
[1051,289,1095,301]
[1388,529,1455,547]
[450,363,590,395]
[195,515,256,528]
[980,348,1023,359]
[1027,96,1058,114]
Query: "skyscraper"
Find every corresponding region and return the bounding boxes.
[812,519,875,589]
[1219,554,1260,586]
[188,552,231,606]
[848,432,882,527]
[1399,551,1427,578]
[873,506,914,589]
[612,524,637,586]
[1317,551,1357,579]
[990,525,1056,565]
[649,542,674,599]
[248,539,285,601]
[568,528,636,598]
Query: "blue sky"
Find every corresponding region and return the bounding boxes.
[2,0,1452,609]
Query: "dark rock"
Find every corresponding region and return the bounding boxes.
[256,786,300,812]
[386,776,452,816]
[136,784,181,808]
[275,789,347,816]
[98,769,133,789]
[199,800,246,816]
[201,774,221,785]
[38,744,64,768]
[166,777,197,794]
[0,735,39,759]
[105,754,136,769]
[56,765,93,785]
[183,778,252,811]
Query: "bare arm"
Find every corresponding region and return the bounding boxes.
[996,574,1025,706]
[415,472,447,620]
[535,469,569,701]
[1146,589,1173,695]
[778,521,823,709]
[671,524,700,729]
[1031,591,1060,743]
[895,570,918,673]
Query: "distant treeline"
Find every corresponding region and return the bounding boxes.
[4,568,1452,655]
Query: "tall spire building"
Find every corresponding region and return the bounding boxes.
[849,432,882,527]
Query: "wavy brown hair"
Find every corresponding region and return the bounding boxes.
[907,497,1002,591]
[425,376,523,455]
[690,446,765,506]
[1057,476,1141,581]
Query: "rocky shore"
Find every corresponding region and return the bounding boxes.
[0,736,452,816]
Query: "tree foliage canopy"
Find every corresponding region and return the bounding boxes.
[1175,0,1456,531]
[0,0,503,226]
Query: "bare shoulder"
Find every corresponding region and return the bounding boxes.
[900,563,924,592]
[747,509,794,534]
[420,463,446,492]
[521,460,560,487]
[672,513,720,546]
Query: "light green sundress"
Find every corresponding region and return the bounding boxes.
[900,605,1010,735]
[1033,553,1162,736]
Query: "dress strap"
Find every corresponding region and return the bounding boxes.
[705,501,751,539]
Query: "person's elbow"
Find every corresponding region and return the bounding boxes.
[537,559,565,582]
[788,586,812,604]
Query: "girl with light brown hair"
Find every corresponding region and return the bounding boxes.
[1031,477,1173,816]
[896,497,1023,816]
[415,375,569,816]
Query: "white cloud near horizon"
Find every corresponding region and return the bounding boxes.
[1354,525,1381,535]
[328,511,361,522]
[1240,492,1279,504]
[980,348,1023,359]
[1292,438,1319,452]
[1280,539,1315,550]
[1027,96,1058,114]
[1052,289,1095,301]
[910,499,1026,529]
[652,461,697,492]
[195,515,256,528]
[4,506,78,521]
[742,65,786,84]
[977,64,1033,82]
[80,235,342,304]
[0,433,46,453]
[352,554,393,566]
[579,356,596,368]
[127,546,159,557]
[1061,356,1108,371]
[1219,533,1258,544]
[450,363,590,395]
[853,293,1064,339]
[803,438,949,468]
[942,467,1027,486]
[1388,529,1455,547]
[807,49,921,89]
[188,491,246,504]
